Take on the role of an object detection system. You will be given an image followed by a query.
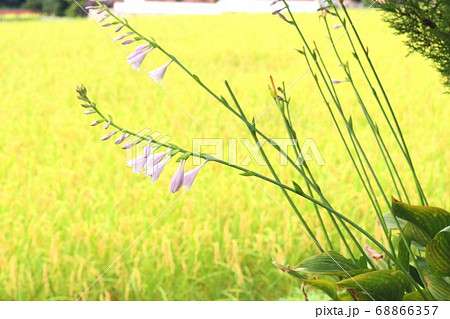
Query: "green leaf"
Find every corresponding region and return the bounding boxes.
[397,236,410,270]
[426,226,450,276]
[403,290,432,301]
[292,181,303,194]
[177,152,192,162]
[403,222,431,250]
[272,260,339,300]
[358,255,368,269]
[382,211,407,229]
[424,271,450,301]
[391,199,450,240]
[296,251,366,276]
[302,279,340,301]
[347,116,353,130]
[337,270,409,301]
[240,171,255,177]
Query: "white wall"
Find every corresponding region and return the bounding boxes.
[114,0,322,15]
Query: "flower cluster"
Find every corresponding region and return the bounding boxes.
[76,84,206,193]
[87,4,173,83]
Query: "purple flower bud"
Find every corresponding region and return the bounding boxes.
[100,130,118,141]
[85,6,98,10]
[333,24,343,29]
[272,8,285,15]
[104,121,111,129]
[331,79,349,84]
[122,39,136,45]
[114,32,132,41]
[115,24,125,32]
[90,120,102,126]
[98,15,109,23]
[170,160,185,193]
[98,8,105,14]
[114,133,128,144]
[102,23,113,27]
[84,110,95,115]
[122,141,137,150]
[278,13,288,22]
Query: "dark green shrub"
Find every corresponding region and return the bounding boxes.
[378,0,450,88]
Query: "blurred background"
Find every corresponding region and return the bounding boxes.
[0,0,448,300]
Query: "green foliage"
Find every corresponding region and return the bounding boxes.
[277,199,450,300]
[425,226,450,277]
[295,251,365,276]
[391,199,450,239]
[337,270,410,301]
[379,0,450,88]
[0,0,26,8]
[22,0,86,16]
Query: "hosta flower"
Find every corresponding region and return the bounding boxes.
[115,32,132,41]
[170,160,185,193]
[148,157,171,183]
[84,110,95,114]
[149,60,173,84]
[183,161,206,191]
[127,46,153,71]
[144,149,171,171]
[104,120,111,129]
[101,130,118,141]
[102,23,113,27]
[333,24,343,29]
[331,79,349,84]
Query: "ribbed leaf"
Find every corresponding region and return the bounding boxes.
[296,251,366,276]
[383,211,407,229]
[337,270,409,301]
[397,236,410,270]
[424,271,450,301]
[302,279,340,301]
[272,260,339,300]
[426,226,450,276]
[403,222,431,250]
[403,290,432,301]
[416,257,449,301]
[391,199,450,240]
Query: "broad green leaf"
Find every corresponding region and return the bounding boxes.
[302,279,340,301]
[337,270,409,301]
[403,222,431,250]
[391,199,450,240]
[296,251,366,276]
[426,226,450,276]
[358,256,368,269]
[416,257,449,301]
[397,236,410,270]
[403,290,432,301]
[272,261,340,300]
[382,211,407,229]
[424,271,450,301]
